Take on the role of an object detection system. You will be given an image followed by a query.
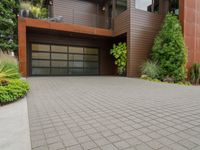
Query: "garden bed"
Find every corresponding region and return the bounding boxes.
[0,79,29,105]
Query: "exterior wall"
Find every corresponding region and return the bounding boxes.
[113,10,130,36]
[180,0,200,68]
[18,17,113,77]
[127,0,167,77]
[53,0,107,28]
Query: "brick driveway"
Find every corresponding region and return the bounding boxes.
[27,77,200,150]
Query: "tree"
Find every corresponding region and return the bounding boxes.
[151,13,187,82]
[0,0,18,52]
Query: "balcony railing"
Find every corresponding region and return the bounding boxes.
[19,9,112,29]
[73,11,111,29]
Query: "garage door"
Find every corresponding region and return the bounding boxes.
[31,44,99,76]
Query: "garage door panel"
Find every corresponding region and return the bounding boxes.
[69,54,84,61]
[32,52,50,59]
[69,61,84,68]
[51,68,67,75]
[84,62,98,68]
[84,55,98,61]
[69,68,83,75]
[32,44,50,52]
[32,60,50,67]
[84,48,98,54]
[32,68,50,75]
[84,68,98,74]
[69,47,83,53]
[51,61,68,67]
[31,44,99,76]
[52,53,68,60]
[51,45,67,53]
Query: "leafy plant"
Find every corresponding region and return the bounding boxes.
[151,13,187,82]
[20,1,48,19]
[20,1,32,10]
[0,79,29,105]
[110,42,127,75]
[141,61,160,79]
[189,63,200,85]
[0,53,20,79]
[0,0,18,51]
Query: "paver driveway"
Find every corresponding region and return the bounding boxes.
[27,77,200,150]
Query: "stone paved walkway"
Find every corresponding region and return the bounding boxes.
[27,77,200,150]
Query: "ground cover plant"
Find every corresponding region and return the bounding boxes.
[0,53,29,105]
[189,63,200,85]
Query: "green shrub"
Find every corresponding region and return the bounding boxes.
[141,61,160,79]
[0,79,29,105]
[110,42,127,75]
[189,63,200,85]
[20,1,48,19]
[151,13,187,82]
[0,53,20,79]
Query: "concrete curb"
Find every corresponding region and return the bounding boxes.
[0,97,31,150]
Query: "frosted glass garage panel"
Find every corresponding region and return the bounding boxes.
[32,52,50,59]
[32,44,50,52]
[51,45,67,53]
[69,68,83,75]
[69,54,84,61]
[69,61,83,68]
[32,68,50,75]
[51,53,68,60]
[32,60,50,67]
[84,55,98,61]
[51,68,66,75]
[51,61,67,67]
[69,47,83,54]
[84,62,98,68]
[84,48,98,54]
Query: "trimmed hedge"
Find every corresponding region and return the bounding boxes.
[0,79,29,105]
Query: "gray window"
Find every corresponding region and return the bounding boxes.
[135,0,159,13]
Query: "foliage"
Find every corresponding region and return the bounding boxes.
[20,1,48,19]
[140,75,161,82]
[141,61,160,79]
[110,42,127,75]
[151,13,187,82]
[141,75,191,86]
[0,53,20,80]
[0,79,29,105]
[189,63,200,85]
[0,0,18,52]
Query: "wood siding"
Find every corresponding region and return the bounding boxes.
[114,10,130,36]
[127,0,166,77]
[180,0,200,68]
[53,0,107,28]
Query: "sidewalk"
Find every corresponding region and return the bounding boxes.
[0,97,31,150]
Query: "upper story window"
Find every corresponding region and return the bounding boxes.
[116,0,127,15]
[169,0,179,15]
[135,0,159,13]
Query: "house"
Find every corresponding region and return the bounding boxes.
[18,0,199,77]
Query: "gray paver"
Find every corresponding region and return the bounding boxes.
[27,77,200,150]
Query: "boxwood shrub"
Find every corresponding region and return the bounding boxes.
[0,79,29,105]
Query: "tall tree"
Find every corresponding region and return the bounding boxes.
[151,13,187,82]
[0,0,18,52]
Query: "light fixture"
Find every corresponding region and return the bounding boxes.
[102,6,106,11]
